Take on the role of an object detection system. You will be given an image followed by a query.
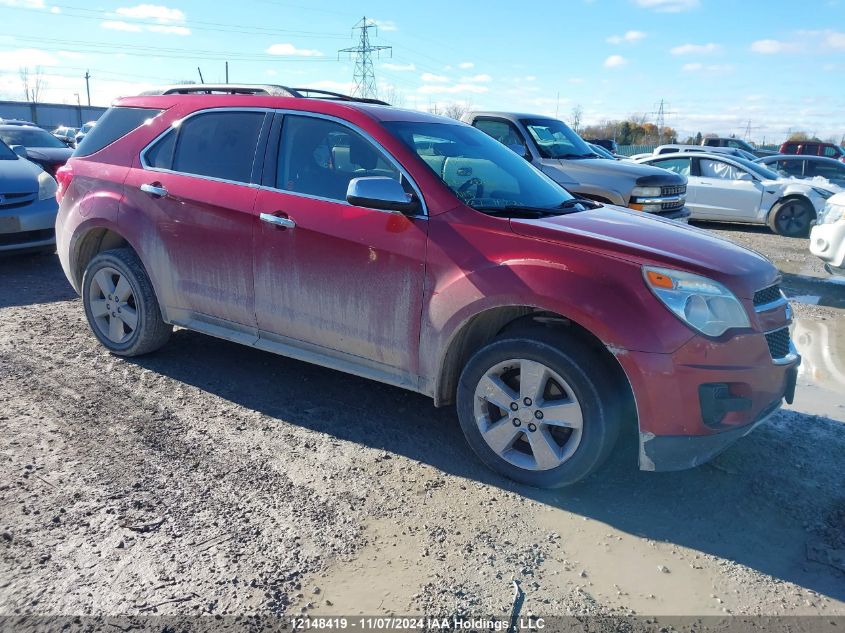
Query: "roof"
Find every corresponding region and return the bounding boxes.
[115,89,459,126]
[467,111,558,121]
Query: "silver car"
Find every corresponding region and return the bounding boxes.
[0,140,59,254]
[756,155,845,189]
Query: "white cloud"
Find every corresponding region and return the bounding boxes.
[382,62,415,71]
[670,42,720,55]
[266,43,324,57]
[569,77,584,84]
[0,0,46,7]
[371,19,397,31]
[418,83,489,95]
[421,72,449,82]
[302,80,355,93]
[606,30,646,44]
[101,4,190,35]
[460,74,491,83]
[634,0,699,11]
[115,4,185,22]
[0,47,56,69]
[750,39,797,54]
[826,31,845,48]
[603,55,628,68]
[49,5,59,12]
[102,20,143,32]
[458,61,474,69]
[525,75,537,81]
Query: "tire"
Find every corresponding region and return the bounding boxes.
[767,198,814,237]
[456,327,622,488]
[81,248,172,356]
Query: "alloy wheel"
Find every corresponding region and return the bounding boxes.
[776,201,810,235]
[473,358,584,471]
[88,266,139,344]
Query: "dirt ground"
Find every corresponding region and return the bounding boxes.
[1,222,844,626]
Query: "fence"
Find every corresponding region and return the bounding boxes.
[0,100,108,130]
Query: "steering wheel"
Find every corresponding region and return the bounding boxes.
[457,177,484,201]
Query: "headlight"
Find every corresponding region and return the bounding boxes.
[643,266,750,337]
[632,186,662,197]
[818,202,845,225]
[812,187,834,199]
[37,171,58,201]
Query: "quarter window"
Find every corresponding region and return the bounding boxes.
[277,115,400,202]
[169,111,265,184]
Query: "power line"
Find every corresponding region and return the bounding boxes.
[338,17,391,99]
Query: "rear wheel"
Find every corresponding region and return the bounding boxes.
[82,248,171,356]
[768,198,814,237]
[456,327,622,488]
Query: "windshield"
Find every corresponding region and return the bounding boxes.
[519,118,594,159]
[384,120,576,211]
[731,156,780,180]
[0,127,66,149]
[0,139,16,160]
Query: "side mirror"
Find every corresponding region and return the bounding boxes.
[10,145,28,159]
[346,176,421,214]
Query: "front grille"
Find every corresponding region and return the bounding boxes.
[0,192,36,210]
[765,327,790,360]
[0,228,54,247]
[753,284,781,307]
[661,199,685,211]
[661,184,686,197]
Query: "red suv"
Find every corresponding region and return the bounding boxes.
[56,85,800,487]
[779,140,845,163]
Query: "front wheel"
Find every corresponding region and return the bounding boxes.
[768,198,814,237]
[456,328,622,488]
[82,248,172,356]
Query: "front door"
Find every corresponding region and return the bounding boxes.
[691,157,764,220]
[253,113,428,375]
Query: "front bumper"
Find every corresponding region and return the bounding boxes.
[616,329,801,472]
[810,221,845,269]
[0,197,58,253]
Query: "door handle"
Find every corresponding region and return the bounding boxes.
[140,183,168,198]
[260,212,296,229]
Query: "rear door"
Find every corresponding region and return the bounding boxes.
[252,112,428,376]
[123,108,271,336]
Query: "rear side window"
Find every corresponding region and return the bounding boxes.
[171,111,265,184]
[74,107,161,157]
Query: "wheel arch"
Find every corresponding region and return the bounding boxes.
[72,226,133,290]
[767,193,816,220]
[433,306,636,427]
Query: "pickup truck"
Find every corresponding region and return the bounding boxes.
[462,111,689,220]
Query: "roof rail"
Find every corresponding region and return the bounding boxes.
[139,84,391,105]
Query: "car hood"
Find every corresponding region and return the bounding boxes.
[0,157,41,193]
[542,157,686,187]
[24,146,73,162]
[509,205,777,299]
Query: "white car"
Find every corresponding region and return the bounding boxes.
[635,152,838,236]
[810,191,845,276]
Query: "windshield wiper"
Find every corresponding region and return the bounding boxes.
[474,202,593,218]
[559,197,603,210]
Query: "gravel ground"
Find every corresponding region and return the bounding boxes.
[1,230,844,625]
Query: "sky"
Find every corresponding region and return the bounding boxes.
[0,0,843,144]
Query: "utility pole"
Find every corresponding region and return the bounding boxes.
[197,66,205,83]
[225,61,229,84]
[84,70,91,106]
[338,17,392,99]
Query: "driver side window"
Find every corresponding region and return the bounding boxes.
[473,118,528,157]
[277,115,400,202]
